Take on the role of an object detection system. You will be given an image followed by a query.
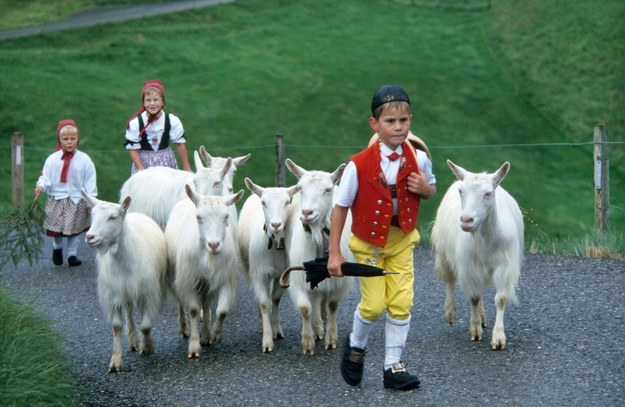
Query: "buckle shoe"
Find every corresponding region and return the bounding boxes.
[52,249,63,266]
[341,336,365,386]
[68,256,82,267]
[383,362,420,390]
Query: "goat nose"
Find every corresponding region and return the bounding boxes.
[208,242,220,251]
[271,222,282,231]
[302,209,313,217]
[460,215,474,224]
[86,234,94,242]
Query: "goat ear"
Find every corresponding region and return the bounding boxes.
[80,189,97,208]
[285,158,306,178]
[221,157,233,177]
[447,160,467,181]
[194,150,205,170]
[244,177,263,197]
[332,163,347,184]
[287,184,299,197]
[226,189,245,205]
[185,184,200,206]
[199,145,212,166]
[121,196,132,212]
[233,153,251,167]
[493,161,510,187]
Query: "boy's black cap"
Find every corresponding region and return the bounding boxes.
[371,85,410,113]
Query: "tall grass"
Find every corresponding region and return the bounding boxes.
[0,287,78,406]
[0,0,622,250]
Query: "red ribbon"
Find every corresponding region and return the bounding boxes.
[60,151,74,183]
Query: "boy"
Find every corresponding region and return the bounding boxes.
[327,85,436,390]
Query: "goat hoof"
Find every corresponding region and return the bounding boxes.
[107,364,122,373]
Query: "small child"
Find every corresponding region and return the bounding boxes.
[124,79,191,174]
[328,85,436,390]
[35,119,98,267]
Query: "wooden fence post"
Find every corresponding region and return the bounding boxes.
[12,132,24,205]
[275,134,286,187]
[594,124,609,234]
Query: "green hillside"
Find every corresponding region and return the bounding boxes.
[0,0,623,249]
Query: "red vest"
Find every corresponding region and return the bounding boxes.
[350,141,421,248]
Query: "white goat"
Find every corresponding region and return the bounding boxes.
[237,177,299,352]
[165,184,244,358]
[283,159,353,355]
[81,191,167,373]
[198,145,251,194]
[119,153,232,228]
[431,160,524,350]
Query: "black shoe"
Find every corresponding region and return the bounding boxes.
[68,256,82,267]
[341,336,365,386]
[383,362,420,390]
[52,249,63,266]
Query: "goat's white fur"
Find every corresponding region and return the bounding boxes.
[284,159,353,355]
[82,191,167,372]
[431,160,523,350]
[198,145,251,195]
[119,155,232,228]
[165,184,244,358]
[237,178,299,352]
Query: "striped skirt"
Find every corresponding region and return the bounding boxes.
[130,148,178,175]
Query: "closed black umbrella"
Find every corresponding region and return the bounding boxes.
[279,256,398,290]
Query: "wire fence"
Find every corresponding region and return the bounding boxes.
[16,140,625,155]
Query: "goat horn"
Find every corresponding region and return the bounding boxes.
[279,266,305,288]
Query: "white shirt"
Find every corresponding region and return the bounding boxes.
[335,144,436,214]
[125,111,186,151]
[36,150,98,204]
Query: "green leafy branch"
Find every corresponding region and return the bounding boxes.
[0,197,45,269]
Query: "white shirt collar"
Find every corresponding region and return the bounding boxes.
[380,143,403,157]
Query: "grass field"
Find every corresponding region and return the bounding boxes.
[0,0,623,252]
[0,286,78,406]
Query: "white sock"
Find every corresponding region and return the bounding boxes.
[67,235,80,257]
[350,309,374,350]
[384,315,411,370]
[52,236,63,250]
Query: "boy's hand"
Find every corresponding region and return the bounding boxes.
[407,171,434,199]
[327,252,345,277]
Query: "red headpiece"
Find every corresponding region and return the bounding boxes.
[126,79,167,130]
[56,119,79,151]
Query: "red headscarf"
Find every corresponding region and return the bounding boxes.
[56,119,79,183]
[125,79,167,136]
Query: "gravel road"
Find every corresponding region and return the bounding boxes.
[1,240,624,406]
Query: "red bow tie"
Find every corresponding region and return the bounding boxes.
[387,152,401,161]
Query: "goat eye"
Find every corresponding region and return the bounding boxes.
[325,188,332,194]
[484,192,493,199]
[196,216,203,224]
[223,215,229,225]
[108,215,117,221]
[262,201,267,208]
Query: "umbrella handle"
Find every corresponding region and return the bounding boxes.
[279,266,305,288]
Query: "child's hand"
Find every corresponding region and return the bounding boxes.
[327,252,346,277]
[407,172,434,199]
[34,186,43,197]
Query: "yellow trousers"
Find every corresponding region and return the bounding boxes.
[348,227,420,322]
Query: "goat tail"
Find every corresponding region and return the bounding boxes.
[279,266,304,288]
